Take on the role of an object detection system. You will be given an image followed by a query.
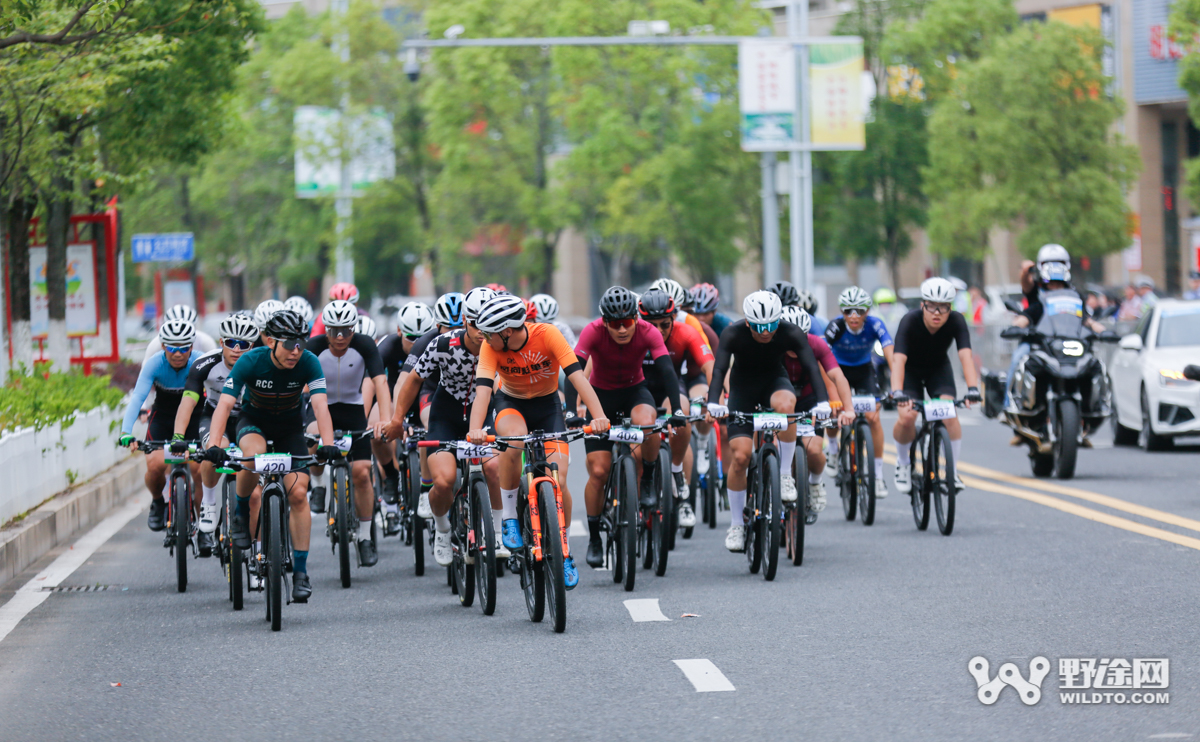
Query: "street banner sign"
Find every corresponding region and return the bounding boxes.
[294,106,396,198]
[739,40,796,152]
[30,244,98,338]
[809,42,866,149]
[131,233,194,263]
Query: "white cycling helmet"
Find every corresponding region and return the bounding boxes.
[529,293,559,322]
[164,304,198,325]
[159,318,196,345]
[474,294,529,334]
[838,286,872,311]
[355,314,378,338]
[781,305,811,334]
[253,299,285,331]
[1036,243,1070,267]
[322,299,358,328]
[920,277,957,303]
[218,314,259,342]
[463,287,497,323]
[283,296,314,324]
[742,290,783,325]
[398,301,435,338]
[650,278,687,309]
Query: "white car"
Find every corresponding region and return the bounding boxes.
[1109,299,1200,450]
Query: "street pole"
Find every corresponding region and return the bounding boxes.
[761,153,780,287]
[788,0,813,293]
[333,0,354,285]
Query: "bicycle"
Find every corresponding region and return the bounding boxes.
[404,426,427,576]
[417,438,498,615]
[307,429,375,588]
[213,445,244,610]
[837,395,882,527]
[900,396,966,536]
[145,440,199,593]
[493,427,586,634]
[725,410,810,581]
[785,414,834,567]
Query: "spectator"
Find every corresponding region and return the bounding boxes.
[1184,271,1200,301]
[967,285,988,325]
[1135,275,1159,311]
[1118,284,1143,321]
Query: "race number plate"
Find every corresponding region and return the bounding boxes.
[456,442,495,459]
[217,446,241,475]
[924,400,957,420]
[852,395,877,414]
[254,454,292,473]
[609,427,644,444]
[753,413,788,432]
[335,434,353,452]
[797,423,815,437]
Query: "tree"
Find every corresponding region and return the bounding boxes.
[1171,0,1200,210]
[921,21,1138,261]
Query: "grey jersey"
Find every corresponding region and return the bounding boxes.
[305,333,386,406]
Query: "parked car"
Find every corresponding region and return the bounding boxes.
[1108,299,1200,450]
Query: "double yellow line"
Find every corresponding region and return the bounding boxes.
[882,446,1200,551]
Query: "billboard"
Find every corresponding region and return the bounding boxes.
[294,106,396,198]
[30,244,97,338]
[1133,0,1188,104]
[739,40,796,151]
[809,41,866,149]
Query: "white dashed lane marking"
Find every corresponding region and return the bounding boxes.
[624,598,670,622]
[673,659,736,692]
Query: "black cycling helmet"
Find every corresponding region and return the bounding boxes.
[638,287,676,321]
[768,280,800,308]
[599,286,638,320]
[262,309,309,340]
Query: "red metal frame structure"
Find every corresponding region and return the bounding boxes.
[3,198,121,375]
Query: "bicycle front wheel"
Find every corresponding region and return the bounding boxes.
[223,478,243,610]
[760,452,782,581]
[520,491,545,623]
[408,450,425,575]
[653,448,672,577]
[910,440,931,531]
[856,422,876,527]
[173,475,190,594]
[267,493,283,631]
[840,432,857,522]
[538,482,567,633]
[334,466,352,588]
[617,456,638,592]
[472,479,496,615]
[932,425,956,536]
[788,450,807,566]
[453,491,475,607]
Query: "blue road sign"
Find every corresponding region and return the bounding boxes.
[131,233,194,263]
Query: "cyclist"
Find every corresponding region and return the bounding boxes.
[119,318,202,532]
[284,296,314,327]
[872,287,907,333]
[355,314,377,339]
[571,287,688,569]
[638,288,714,530]
[305,300,391,567]
[780,306,855,513]
[797,289,827,336]
[529,293,576,346]
[383,292,502,567]
[173,313,258,555]
[650,278,710,343]
[690,282,734,337]
[705,291,828,552]
[823,287,893,500]
[467,293,610,590]
[142,304,217,360]
[204,309,339,603]
[253,299,286,345]
[309,282,362,337]
[890,278,982,494]
[370,301,434,518]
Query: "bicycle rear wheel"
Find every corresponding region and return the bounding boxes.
[856,422,876,526]
[747,460,761,575]
[223,478,243,610]
[173,475,189,594]
[617,456,638,592]
[788,451,806,566]
[334,466,352,588]
[453,491,475,607]
[932,425,957,536]
[266,493,283,631]
[472,479,496,615]
[408,450,425,575]
[760,452,782,581]
[653,449,672,576]
[519,491,545,622]
[840,432,857,521]
[910,440,931,531]
[538,482,567,633]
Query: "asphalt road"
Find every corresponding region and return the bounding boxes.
[3,409,1200,741]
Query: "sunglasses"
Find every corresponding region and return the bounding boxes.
[163,344,192,354]
[222,338,252,351]
[327,326,355,339]
[403,333,422,341]
[750,320,780,334]
[923,303,951,315]
[276,338,305,351]
[842,308,867,317]
[604,317,636,330]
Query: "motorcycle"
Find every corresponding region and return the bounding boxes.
[998,289,1119,479]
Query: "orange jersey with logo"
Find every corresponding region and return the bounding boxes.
[476,322,579,399]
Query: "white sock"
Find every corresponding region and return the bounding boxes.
[875,458,884,480]
[671,461,683,473]
[728,489,746,526]
[809,470,822,485]
[950,438,962,467]
[161,481,170,499]
[779,439,796,477]
[434,512,451,533]
[201,484,217,508]
[826,436,838,458]
[895,444,910,467]
[359,519,372,540]
[501,488,518,521]
[492,510,503,537]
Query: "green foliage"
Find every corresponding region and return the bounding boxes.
[922,21,1137,260]
[1170,0,1200,207]
[0,368,125,434]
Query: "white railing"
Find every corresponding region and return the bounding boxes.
[0,405,131,525]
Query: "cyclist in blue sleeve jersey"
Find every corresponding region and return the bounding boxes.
[823,286,893,500]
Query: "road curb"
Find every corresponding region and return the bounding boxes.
[0,456,145,588]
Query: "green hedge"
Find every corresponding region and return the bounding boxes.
[0,369,126,434]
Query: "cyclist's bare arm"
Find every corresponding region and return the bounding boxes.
[308,394,335,447]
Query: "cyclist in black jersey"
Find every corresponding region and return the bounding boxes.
[370,301,435,504]
[889,278,981,495]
